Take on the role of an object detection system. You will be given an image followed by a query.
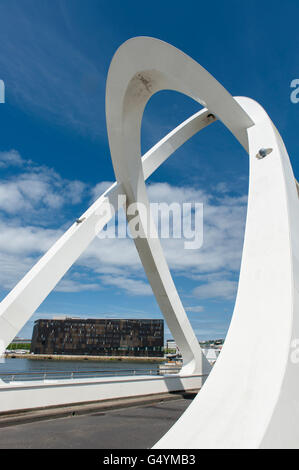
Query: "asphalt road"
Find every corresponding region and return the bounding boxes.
[0,396,194,449]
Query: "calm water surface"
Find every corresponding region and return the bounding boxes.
[0,358,163,375]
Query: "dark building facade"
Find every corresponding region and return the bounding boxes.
[30,318,164,357]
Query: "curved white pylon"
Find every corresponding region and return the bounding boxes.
[1,37,298,448]
[105,37,253,374]
[155,96,299,448]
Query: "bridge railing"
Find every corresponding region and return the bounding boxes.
[0,366,182,383]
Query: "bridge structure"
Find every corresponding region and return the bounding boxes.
[0,37,299,448]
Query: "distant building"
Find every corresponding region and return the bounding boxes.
[202,348,221,364]
[11,337,31,344]
[166,339,176,350]
[30,318,164,357]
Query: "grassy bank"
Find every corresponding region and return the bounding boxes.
[7,343,30,350]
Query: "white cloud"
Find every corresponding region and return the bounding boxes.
[213,181,230,194]
[54,279,102,293]
[147,182,208,205]
[0,150,24,168]
[193,279,238,300]
[0,151,88,294]
[185,306,204,313]
[75,179,246,299]
[100,275,152,296]
[0,151,247,301]
[0,222,61,255]
[81,179,247,297]
[0,158,86,217]
[90,181,113,202]
[0,252,37,291]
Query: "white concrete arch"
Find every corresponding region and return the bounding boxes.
[105,37,253,375]
[0,37,298,448]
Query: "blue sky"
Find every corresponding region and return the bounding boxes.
[0,0,298,341]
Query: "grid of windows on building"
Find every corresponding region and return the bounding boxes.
[30,318,164,357]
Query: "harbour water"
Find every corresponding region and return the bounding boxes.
[0,357,163,376]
